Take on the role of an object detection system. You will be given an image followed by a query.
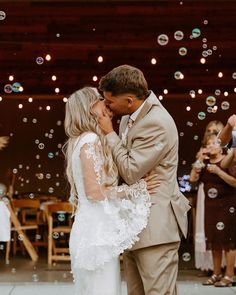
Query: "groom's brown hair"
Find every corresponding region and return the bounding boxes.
[99,64,149,100]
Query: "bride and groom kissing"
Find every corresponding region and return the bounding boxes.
[64,64,191,295]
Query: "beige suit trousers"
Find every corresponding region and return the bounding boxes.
[123,242,180,295]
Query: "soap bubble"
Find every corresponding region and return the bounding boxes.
[221,101,230,110]
[197,112,206,120]
[206,96,216,106]
[174,30,184,41]
[36,57,44,65]
[216,222,224,231]
[182,252,191,262]
[0,11,6,20]
[229,207,235,214]
[157,34,169,46]
[179,47,187,56]
[192,28,201,38]
[174,71,184,80]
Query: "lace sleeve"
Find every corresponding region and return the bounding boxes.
[80,142,106,201]
[80,140,150,203]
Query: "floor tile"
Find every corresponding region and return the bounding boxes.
[9,284,75,295]
[0,285,15,295]
[1,282,236,295]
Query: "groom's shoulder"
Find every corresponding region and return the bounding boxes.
[148,103,175,125]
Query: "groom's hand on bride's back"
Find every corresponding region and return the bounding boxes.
[144,173,161,195]
[97,108,114,135]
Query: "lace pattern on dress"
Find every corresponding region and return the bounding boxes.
[84,142,104,185]
[69,132,151,273]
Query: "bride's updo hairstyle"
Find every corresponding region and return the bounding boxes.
[63,87,118,208]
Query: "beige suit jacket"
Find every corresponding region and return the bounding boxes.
[106,91,191,250]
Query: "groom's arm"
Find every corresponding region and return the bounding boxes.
[106,121,172,185]
[97,107,176,185]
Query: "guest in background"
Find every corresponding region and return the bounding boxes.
[190,134,236,287]
[192,120,224,273]
[196,120,224,159]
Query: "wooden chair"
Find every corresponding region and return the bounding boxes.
[6,199,39,263]
[12,199,41,225]
[45,202,73,265]
[11,199,41,256]
[37,194,59,203]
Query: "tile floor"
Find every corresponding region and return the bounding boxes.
[1,252,236,294]
[1,281,236,295]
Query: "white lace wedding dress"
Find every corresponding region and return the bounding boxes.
[69,132,151,295]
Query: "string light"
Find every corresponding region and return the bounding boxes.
[218,72,223,78]
[151,58,157,65]
[45,54,51,61]
[46,105,51,110]
[200,58,206,64]
[63,97,68,102]
[9,75,14,81]
[28,97,33,102]
[55,88,60,93]
[18,104,23,109]
[52,75,57,81]
[186,106,191,111]
[93,76,98,81]
[198,89,203,94]
[158,95,163,100]
[97,56,103,63]
[163,89,168,94]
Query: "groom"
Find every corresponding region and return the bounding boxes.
[98,65,191,295]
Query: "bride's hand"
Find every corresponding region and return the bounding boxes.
[97,108,114,135]
[143,173,161,194]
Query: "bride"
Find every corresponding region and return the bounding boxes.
[64,87,159,295]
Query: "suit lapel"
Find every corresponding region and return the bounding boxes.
[119,91,160,141]
[134,91,160,125]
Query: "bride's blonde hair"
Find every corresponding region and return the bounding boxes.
[63,87,118,208]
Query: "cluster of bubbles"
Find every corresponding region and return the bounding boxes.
[155,23,236,260]
[10,114,64,194]
[157,22,233,127]
[4,82,23,94]
[178,175,192,192]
